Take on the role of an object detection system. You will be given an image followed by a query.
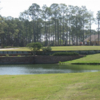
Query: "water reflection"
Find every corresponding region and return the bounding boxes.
[0,64,99,75]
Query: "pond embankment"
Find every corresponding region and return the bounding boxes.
[0,55,84,64]
[72,63,100,65]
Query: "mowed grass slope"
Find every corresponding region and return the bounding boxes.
[0,72,100,100]
[1,46,100,51]
[63,54,100,64]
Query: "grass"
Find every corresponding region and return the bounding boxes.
[63,53,100,64]
[0,72,100,100]
[1,46,100,51]
[1,46,100,100]
[58,64,100,70]
[51,46,100,51]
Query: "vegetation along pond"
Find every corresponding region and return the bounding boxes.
[0,64,99,75]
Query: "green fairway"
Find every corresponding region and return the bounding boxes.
[0,72,100,100]
[51,46,100,51]
[63,53,100,64]
[1,46,100,51]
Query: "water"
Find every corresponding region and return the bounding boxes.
[0,64,99,75]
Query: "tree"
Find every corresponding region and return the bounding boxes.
[59,4,68,45]
[0,16,7,47]
[96,11,100,45]
[0,3,96,47]
[50,3,60,45]
[42,5,49,46]
[26,42,42,55]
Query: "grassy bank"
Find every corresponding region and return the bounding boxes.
[58,64,100,70]
[1,46,100,51]
[0,72,100,100]
[63,54,100,64]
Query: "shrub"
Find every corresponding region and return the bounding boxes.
[42,46,52,52]
[80,51,88,54]
[5,46,13,48]
[26,42,42,55]
[52,52,79,56]
[27,42,42,51]
[6,54,9,57]
[1,44,5,48]
[88,50,95,54]
[17,55,21,57]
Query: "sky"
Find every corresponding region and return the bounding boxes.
[0,0,100,29]
[0,0,100,18]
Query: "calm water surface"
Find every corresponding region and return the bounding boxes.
[0,64,99,75]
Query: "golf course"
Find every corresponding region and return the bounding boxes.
[0,46,100,100]
[1,46,100,51]
[1,0,100,99]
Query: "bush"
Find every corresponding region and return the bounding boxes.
[52,52,79,56]
[26,42,42,51]
[88,50,95,54]
[5,46,13,48]
[80,51,88,54]
[26,42,42,55]
[42,46,52,52]
[1,44,5,48]
[6,54,9,57]
[17,55,21,57]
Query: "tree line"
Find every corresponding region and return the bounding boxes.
[0,3,100,47]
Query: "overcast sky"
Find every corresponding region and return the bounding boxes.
[0,0,100,18]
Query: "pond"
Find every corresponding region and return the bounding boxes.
[0,64,99,75]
